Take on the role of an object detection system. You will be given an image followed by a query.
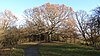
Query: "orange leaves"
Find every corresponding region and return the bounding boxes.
[65,17,76,29]
[28,3,75,28]
[70,7,74,13]
[70,7,73,11]
[39,3,74,20]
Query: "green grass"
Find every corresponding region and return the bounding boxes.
[0,42,38,56]
[39,43,100,56]
[0,48,24,56]
[15,44,33,49]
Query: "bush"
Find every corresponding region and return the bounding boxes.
[1,35,18,48]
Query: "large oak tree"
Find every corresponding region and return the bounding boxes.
[24,3,76,42]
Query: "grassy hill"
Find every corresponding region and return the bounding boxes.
[39,43,100,56]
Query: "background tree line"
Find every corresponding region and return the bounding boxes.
[0,3,100,49]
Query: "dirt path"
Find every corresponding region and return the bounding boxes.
[24,45,40,56]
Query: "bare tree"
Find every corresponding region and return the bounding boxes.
[86,7,100,47]
[75,10,89,45]
[0,10,17,30]
[24,3,75,42]
[0,10,18,48]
